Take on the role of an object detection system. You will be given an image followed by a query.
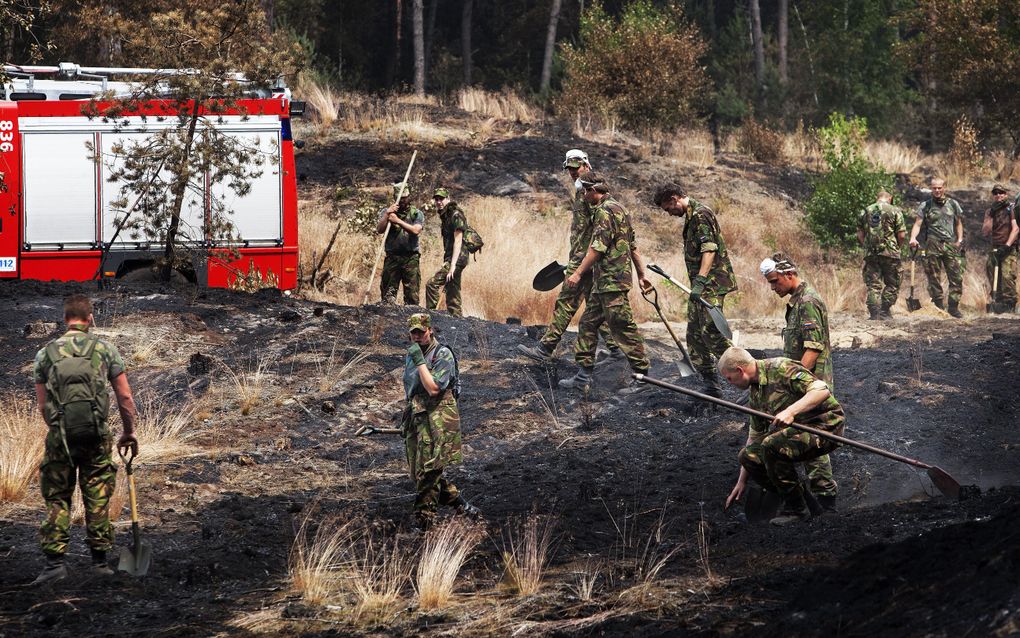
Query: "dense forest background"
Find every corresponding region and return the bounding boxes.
[3,0,1019,154]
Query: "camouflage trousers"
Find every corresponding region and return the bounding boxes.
[687,295,732,376]
[738,428,839,505]
[863,256,902,311]
[574,290,648,372]
[922,242,964,307]
[381,253,421,305]
[425,256,469,317]
[39,431,117,556]
[403,394,463,516]
[540,270,616,353]
[986,250,1018,308]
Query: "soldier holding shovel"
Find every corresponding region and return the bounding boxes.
[981,184,1018,313]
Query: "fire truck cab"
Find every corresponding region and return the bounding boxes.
[0,63,299,289]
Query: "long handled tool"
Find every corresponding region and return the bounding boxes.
[362,150,418,305]
[907,250,922,312]
[640,286,696,377]
[355,425,402,436]
[634,373,962,498]
[647,264,732,340]
[117,447,152,576]
[987,257,1012,314]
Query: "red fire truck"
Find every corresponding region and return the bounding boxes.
[0,63,300,290]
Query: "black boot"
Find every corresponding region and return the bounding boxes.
[770,495,810,526]
[701,371,724,399]
[868,306,880,320]
[947,302,962,318]
[879,305,893,319]
[33,554,67,585]
[816,494,837,513]
[932,298,945,310]
[91,549,114,576]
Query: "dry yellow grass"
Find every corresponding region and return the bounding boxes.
[219,354,273,416]
[294,74,342,130]
[315,345,371,394]
[131,393,202,463]
[290,515,353,605]
[0,394,44,501]
[456,87,540,123]
[415,518,483,610]
[499,514,557,596]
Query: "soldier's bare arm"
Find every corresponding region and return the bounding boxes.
[566,246,599,287]
[629,247,652,291]
[954,215,964,246]
[34,383,46,420]
[909,215,924,248]
[772,384,830,427]
[697,250,716,278]
[111,373,138,453]
[448,230,464,281]
[1007,218,1019,248]
[800,349,820,371]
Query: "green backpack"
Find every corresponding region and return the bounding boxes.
[45,336,110,450]
[462,225,485,255]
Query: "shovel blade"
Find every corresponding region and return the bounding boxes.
[926,466,961,499]
[907,294,922,312]
[675,358,697,378]
[707,305,733,340]
[743,486,781,524]
[118,541,152,576]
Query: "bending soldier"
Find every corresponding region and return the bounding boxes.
[33,295,138,584]
[377,182,424,305]
[654,184,737,398]
[759,254,836,511]
[720,347,845,526]
[981,184,1018,313]
[909,177,965,317]
[518,149,619,363]
[857,191,907,319]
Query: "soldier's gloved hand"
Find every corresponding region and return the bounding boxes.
[690,275,709,302]
[408,343,427,367]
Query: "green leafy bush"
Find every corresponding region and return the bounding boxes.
[805,113,894,250]
[555,1,711,132]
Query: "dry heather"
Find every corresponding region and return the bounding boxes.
[0,395,44,501]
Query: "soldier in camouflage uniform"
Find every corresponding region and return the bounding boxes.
[402,313,478,528]
[559,173,651,394]
[377,182,424,305]
[32,295,138,584]
[518,149,619,363]
[857,191,907,319]
[909,178,966,317]
[719,347,845,526]
[654,184,737,398]
[425,188,470,316]
[981,184,1018,312]
[759,254,836,511]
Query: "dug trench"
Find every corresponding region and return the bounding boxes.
[0,281,1018,636]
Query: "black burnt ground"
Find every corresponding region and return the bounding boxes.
[0,281,1018,636]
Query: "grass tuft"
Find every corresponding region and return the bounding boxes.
[499,513,557,596]
[415,518,483,610]
[0,395,44,501]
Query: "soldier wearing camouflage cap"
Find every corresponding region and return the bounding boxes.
[377,182,425,306]
[31,295,138,584]
[654,184,737,398]
[857,191,907,319]
[518,149,621,364]
[981,184,1018,312]
[760,253,837,511]
[559,173,652,394]
[719,347,845,526]
[402,313,478,528]
[425,188,470,316]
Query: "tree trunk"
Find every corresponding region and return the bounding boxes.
[706,0,717,40]
[462,0,473,85]
[792,1,819,108]
[412,0,425,96]
[261,0,275,32]
[386,0,404,87]
[749,0,765,91]
[539,0,562,95]
[778,0,788,85]
[425,0,439,76]
[162,108,201,282]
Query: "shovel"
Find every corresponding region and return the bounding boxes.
[354,424,402,436]
[647,264,732,340]
[117,447,152,576]
[532,261,567,291]
[640,286,696,377]
[634,373,962,499]
[907,252,922,312]
[987,258,1011,314]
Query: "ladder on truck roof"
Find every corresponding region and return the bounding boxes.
[3,62,290,101]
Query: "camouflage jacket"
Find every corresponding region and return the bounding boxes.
[34,326,126,428]
[784,281,833,387]
[383,205,425,256]
[566,184,595,274]
[748,357,844,443]
[986,200,1015,247]
[590,196,636,293]
[438,202,469,263]
[916,197,963,246]
[403,338,458,415]
[682,199,737,296]
[858,202,906,258]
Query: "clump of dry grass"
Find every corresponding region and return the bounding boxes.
[457,87,540,123]
[603,500,681,591]
[290,515,353,605]
[866,139,926,174]
[131,393,202,462]
[0,394,44,501]
[294,74,342,130]
[738,117,785,164]
[219,354,274,415]
[416,518,483,610]
[571,559,602,602]
[499,513,557,596]
[315,345,371,394]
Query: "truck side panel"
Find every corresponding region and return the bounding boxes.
[0,104,19,278]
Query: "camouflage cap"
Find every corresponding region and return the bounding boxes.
[433,187,450,199]
[579,172,609,193]
[408,312,431,332]
[992,183,1008,194]
[392,182,411,199]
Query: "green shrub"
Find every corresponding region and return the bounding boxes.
[805,113,894,250]
[555,1,711,132]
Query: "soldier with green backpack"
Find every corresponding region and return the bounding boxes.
[32,295,138,585]
[425,188,484,317]
[857,191,907,319]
